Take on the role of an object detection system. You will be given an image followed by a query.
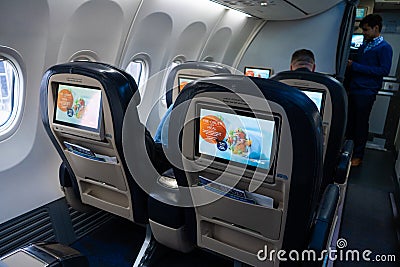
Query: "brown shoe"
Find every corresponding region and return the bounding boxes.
[351,158,362,167]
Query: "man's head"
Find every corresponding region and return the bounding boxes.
[359,14,382,41]
[290,49,315,72]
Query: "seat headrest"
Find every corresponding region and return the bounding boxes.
[165,61,231,107]
[167,74,324,251]
[42,61,140,108]
[272,70,348,187]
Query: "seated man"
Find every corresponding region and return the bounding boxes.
[153,105,174,174]
[290,49,316,72]
[154,105,173,146]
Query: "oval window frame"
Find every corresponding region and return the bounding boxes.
[160,55,186,106]
[0,47,25,141]
[125,54,150,98]
[69,50,99,62]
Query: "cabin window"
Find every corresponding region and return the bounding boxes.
[170,60,182,70]
[69,50,99,62]
[0,56,23,139]
[126,59,148,97]
[72,56,93,62]
[203,56,214,62]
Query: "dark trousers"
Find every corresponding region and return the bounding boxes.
[346,94,376,159]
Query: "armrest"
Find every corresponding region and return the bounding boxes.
[59,163,93,213]
[335,139,354,184]
[309,184,340,252]
[0,242,89,267]
[59,162,73,187]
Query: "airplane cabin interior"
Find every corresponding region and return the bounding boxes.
[0,0,399,266]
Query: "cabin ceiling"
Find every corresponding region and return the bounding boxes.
[210,0,343,20]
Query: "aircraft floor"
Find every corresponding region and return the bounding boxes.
[71,148,400,267]
[71,217,145,267]
[335,149,400,266]
[71,215,233,267]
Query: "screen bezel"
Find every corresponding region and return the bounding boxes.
[177,74,203,92]
[194,102,280,181]
[52,82,104,138]
[244,66,273,79]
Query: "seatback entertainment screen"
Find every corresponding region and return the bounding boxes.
[301,89,324,113]
[356,7,367,20]
[350,34,364,50]
[178,75,199,92]
[196,105,276,171]
[53,83,102,133]
[244,67,272,79]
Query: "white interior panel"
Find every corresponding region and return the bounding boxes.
[222,17,264,68]
[239,2,345,75]
[44,0,90,68]
[121,0,226,70]
[125,12,174,71]
[0,1,63,224]
[0,1,49,170]
[122,0,266,134]
[369,94,390,135]
[200,9,262,66]
[287,0,342,15]
[380,12,400,77]
[382,33,400,77]
[173,22,208,60]
[58,0,141,64]
[0,125,62,224]
[201,27,233,63]
[58,1,124,63]
[122,0,228,134]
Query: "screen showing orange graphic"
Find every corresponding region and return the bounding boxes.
[54,83,102,132]
[197,106,276,171]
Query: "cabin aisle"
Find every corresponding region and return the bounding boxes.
[335,149,400,266]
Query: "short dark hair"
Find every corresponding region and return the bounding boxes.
[360,14,383,32]
[291,49,315,65]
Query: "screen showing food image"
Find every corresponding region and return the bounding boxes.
[244,67,271,79]
[198,107,275,170]
[178,76,198,92]
[54,83,102,131]
[302,90,324,112]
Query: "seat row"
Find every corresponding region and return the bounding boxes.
[1,61,353,267]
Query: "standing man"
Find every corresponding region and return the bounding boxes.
[346,14,392,167]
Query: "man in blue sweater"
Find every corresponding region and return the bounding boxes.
[346,14,393,167]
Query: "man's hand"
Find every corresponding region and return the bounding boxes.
[347,59,353,68]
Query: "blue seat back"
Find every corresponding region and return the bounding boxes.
[165,74,324,264]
